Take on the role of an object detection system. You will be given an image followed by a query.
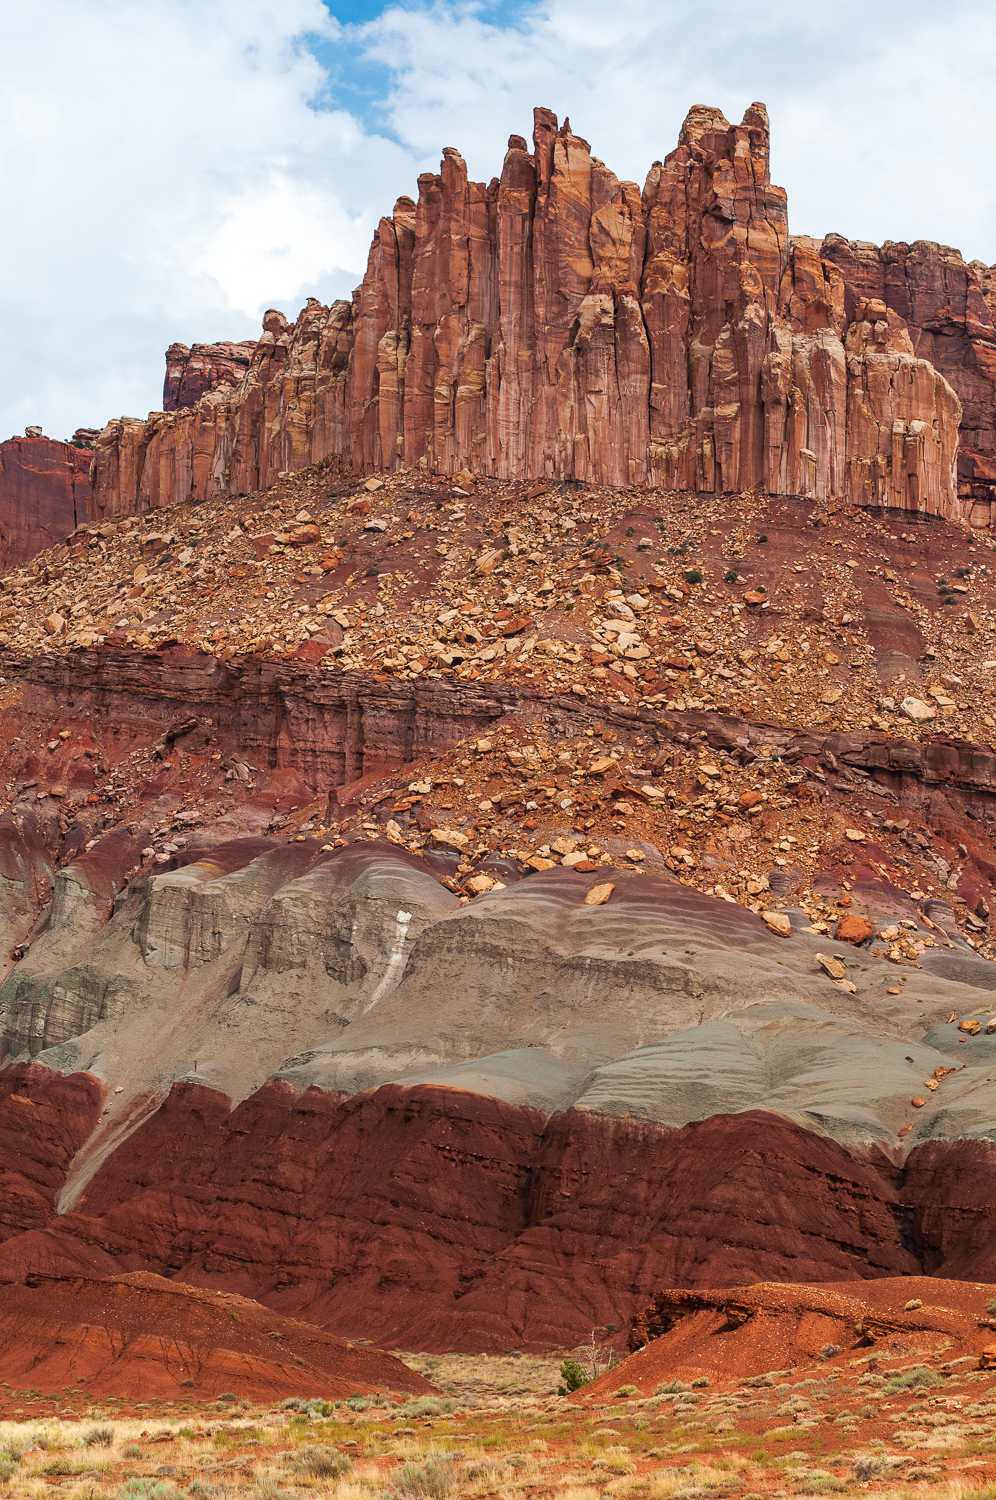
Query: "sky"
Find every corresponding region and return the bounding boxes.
[4,0,996,441]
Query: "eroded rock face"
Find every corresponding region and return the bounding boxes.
[8,1090,915,1352]
[89,103,968,522]
[163,340,258,412]
[0,437,92,568]
[823,235,996,524]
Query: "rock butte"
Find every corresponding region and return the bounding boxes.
[89,102,996,527]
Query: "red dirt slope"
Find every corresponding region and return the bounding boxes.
[585,1276,996,1395]
[0,1271,435,1401]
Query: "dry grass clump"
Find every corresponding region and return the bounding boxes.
[398,1349,565,1400]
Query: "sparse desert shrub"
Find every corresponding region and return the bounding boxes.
[853,1455,887,1481]
[215,1392,237,1402]
[391,1455,457,1500]
[301,1398,334,1417]
[883,1366,945,1393]
[655,1381,692,1395]
[122,1445,144,1459]
[400,1397,458,1418]
[289,1445,353,1479]
[614,1384,639,1398]
[463,1461,503,1483]
[818,1344,842,1361]
[904,1298,923,1311]
[0,1459,16,1483]
[43,1458,81,1476]
[115,1483,185,1500]
[690,1376,709,1388]
[248,1483,293,1500]
[83,1426,115,1448]
[592,1446,636,1475]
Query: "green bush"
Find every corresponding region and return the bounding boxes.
[301,1398,334,1417]
[558,1358,587,1393]
[684,569,703,584]
[391,1456,457,1500]
[724,569,739,583]
[614,1384,639,1397]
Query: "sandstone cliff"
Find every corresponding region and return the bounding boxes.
[0,436,92,569]
[91,103,972,523]
[163,339,258,412]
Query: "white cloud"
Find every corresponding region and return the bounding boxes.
[0,0,418,439]
[4,0,996,443]
[360,0,996,254]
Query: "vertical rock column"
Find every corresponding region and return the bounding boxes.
[401,152,497,475]
[349,199,416,473]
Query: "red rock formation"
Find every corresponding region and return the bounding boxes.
[89,103,967,524]
[0,436,92,567]
[7,645,996,820]
[616,1275,992,1386]
[0,1062,103,1240]
[823,236,996,525]
[0,1270,433,1399]
[163,340,258,412]
[902,1136,996,1279]
[1,1087,914,1353]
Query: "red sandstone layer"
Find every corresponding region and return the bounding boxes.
[0,436,92,568]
